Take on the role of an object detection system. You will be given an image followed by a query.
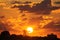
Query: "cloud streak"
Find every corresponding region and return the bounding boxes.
[12,0,60,15]
[44,21,60,32]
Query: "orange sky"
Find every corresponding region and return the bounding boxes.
[0,8,60,38]
[0,0,60,38]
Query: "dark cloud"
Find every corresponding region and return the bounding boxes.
[17,5,31,12]
[12,0,52,15]
[23,1,32,4]
[0,16,5,19]
[44,21,60,32]
[12,0,60,15]
[51,7,60,10]
[55,2,60,4]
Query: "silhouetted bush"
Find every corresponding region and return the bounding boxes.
[0,31,10,40]
[0,31,60,40]
[47,33,58,40]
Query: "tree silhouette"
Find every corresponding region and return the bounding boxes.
[0,31,10,40]
[47,33,58,40]
[0,31,60,40]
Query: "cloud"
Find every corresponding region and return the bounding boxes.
[0,3,25,33]
[0,18,22,32]
[23,1,32,4]
[0,0,60,37]
[55,2,60,4]
[12,0,60,15]
[12,0,52,15]
[11,1,23,4]
[43,21,60,32]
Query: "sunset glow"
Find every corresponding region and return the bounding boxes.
[27,27,33,33]
[0,0,60,38]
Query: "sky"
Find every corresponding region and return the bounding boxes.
[0,0,60,38]
[0,0,60,6]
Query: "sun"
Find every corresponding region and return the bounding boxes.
[27,27,33,33]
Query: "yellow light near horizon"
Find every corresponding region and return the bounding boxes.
[27,27,33,33]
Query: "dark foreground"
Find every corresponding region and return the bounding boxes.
[0,31,60,40]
